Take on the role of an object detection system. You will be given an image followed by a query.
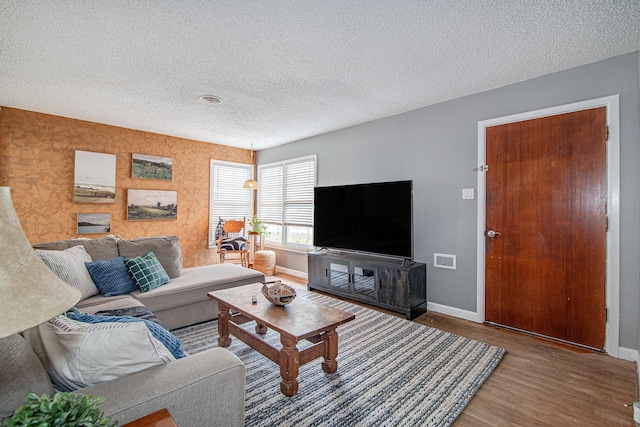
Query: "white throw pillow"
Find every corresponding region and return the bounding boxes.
[22,315,175,391]
[36,245,99,299]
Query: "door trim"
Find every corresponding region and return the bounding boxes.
[476,95,620,356]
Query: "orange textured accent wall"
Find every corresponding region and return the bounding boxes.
[0,107,252,268]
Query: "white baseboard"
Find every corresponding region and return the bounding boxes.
[617,347,639,391]
[427,302,482,323]
[275,266,307,281]
[617,347,638,362]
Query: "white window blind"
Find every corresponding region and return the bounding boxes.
[257,164,283,224]
[258,155,316,247]
[209,160,253,246]
[284,160,315,227]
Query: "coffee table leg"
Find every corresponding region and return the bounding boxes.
[321,329,338,373]
[279,335,299,396]
[217,303,232,347]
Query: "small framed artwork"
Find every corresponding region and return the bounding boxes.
[77,213,111,234]
[74,151,116,203]
[127,189,178,221]
[132,153,173,181]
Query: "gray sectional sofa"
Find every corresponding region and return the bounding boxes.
[33,235,265,329]
[0,235,265,426]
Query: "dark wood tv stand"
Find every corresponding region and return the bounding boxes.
[307,249,427,320]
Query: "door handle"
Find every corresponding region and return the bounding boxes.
[485,229,502,238]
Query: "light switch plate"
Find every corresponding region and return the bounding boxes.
[462,188,474,199]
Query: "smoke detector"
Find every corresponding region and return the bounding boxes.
[199,95,222,104]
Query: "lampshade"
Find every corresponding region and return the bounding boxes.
[243,179,258,190]
[0,187,81,339]
[244,144,258,190]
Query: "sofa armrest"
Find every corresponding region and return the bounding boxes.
[79,348,245,427]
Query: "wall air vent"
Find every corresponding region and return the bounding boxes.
[434,253,456,270]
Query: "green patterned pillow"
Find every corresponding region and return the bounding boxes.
[124,251,170,293]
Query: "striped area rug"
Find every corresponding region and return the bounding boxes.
[172,290,505,426]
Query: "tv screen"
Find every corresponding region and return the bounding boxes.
[313,180,413,259]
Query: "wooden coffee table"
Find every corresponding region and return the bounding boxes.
[208,283,355,396]
[122,408,176,427]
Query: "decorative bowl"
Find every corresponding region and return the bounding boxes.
[261,280,296,306]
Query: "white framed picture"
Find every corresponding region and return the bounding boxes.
[132,153,173,181]
[77,213,111,234]
[127,189,177,220]
[73,150,116,203]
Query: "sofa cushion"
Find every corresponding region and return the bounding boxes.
[35,245,99,299]
[22,315,176,392]
[132,263,265,312]
[67,312,186,360]
[117,236,183,278]
[33,236,119,261]
[32,239,72,251]
[0,334,55,419]
[76,294,141,312]
[124,252,170,293]
[85,256,138,297]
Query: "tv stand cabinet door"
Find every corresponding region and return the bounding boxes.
[377,267,409,308]
[327,260,351,294]
[378,263,427,317]
[308,253,329,287]
[350,263,378,302]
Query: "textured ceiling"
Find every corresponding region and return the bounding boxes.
[1,1,639,150]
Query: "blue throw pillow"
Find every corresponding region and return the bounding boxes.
[124,251,170,293]
[85,257,138,297]
[67,312,186,359]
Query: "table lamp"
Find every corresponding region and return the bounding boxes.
[0,187,81,339]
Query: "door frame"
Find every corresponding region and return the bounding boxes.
[476,95,620,356]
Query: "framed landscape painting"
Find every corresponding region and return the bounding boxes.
[127,189,177,221]
[132,153,173,181]
[74,150,116,203]
[77,213,111,234]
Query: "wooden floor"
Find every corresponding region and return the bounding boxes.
[271,273,639,426]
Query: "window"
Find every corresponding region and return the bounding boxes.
[258,155,316,249]
[209,160,253,246]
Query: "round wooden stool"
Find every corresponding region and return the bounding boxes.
[253,250,276,275]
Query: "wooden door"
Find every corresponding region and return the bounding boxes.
[485,107,607,349]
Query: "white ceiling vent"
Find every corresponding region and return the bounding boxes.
[199,95,222,105]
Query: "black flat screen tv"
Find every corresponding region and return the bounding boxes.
[313,180,413,259]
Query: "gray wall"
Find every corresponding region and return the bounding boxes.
[258,52,640,350]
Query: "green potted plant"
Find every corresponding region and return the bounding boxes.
[2,392,117,427]
[248,215,271,238]
[248,215,271,251]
